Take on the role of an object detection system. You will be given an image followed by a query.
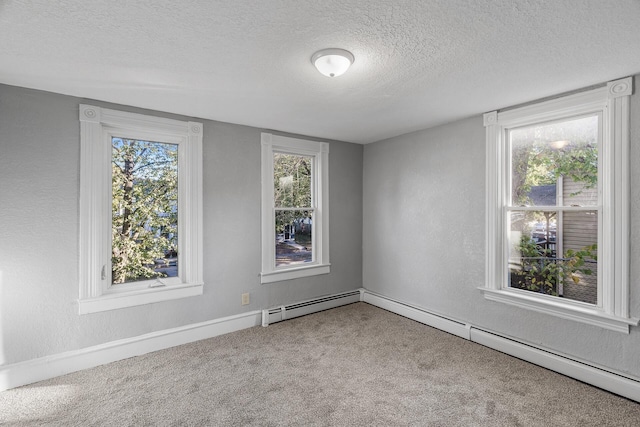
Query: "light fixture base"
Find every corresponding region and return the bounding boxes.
[311,48,354,77]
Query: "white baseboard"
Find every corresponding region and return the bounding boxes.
[0,310,262,392]
[1,288,363,392]
[470,328,640,403]
[361,290,640,403]
[362,290,470,339]
[5,290,640,403]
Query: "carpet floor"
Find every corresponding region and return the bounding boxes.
[1,302,639,426]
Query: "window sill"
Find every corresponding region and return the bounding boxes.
[261,264,330,284]
[479,287,639,333]
[79,282,203,314]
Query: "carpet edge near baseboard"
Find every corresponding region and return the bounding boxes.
[0,309,262,391]
[3,288,640,404]
[362,289,640,403]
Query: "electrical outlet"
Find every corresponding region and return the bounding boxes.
[241,292,250,305]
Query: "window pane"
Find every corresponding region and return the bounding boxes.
[112,138,178,284]
[275,210,313,266]
[508,210,598,304]
[274,153,312,208]
[510,116,598,207]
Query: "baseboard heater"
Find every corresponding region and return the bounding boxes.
[362,289,640,403]
[262,290,362,326]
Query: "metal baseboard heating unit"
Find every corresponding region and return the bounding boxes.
[262,290,362,326]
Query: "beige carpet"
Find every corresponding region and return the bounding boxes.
[1,302,639,426]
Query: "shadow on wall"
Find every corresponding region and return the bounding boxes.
[0,267,9,392]
[0,268,17,392]
[0,270,4,366]
[0,269,18,391]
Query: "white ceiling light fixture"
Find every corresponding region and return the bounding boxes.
[311,48,354,77]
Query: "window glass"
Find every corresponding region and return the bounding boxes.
[111,137,178,284]
[510,115,598,207]
[273,152,314,267]
[508,210,598,304]
[275,210,313,266]
[507,115,599,304]
[273,153,312,208]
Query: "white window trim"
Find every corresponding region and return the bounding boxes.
[79,105,203,314]
[261,133,330,283]
[481,77,639,333]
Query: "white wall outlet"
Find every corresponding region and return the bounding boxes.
[241,292,250,305]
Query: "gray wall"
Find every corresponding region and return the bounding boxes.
[363,74,640,379]
[0,84,363,365]
[4,72,639,379]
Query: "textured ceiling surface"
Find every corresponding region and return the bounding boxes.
[1,1,640,144]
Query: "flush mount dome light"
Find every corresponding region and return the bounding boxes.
[311,48,354,77]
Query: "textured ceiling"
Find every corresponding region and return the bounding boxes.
[1,1,640,144]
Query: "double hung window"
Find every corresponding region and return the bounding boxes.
[483,77,637,332]
[261,133,329,283]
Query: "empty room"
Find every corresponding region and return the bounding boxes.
[2,1,640,425]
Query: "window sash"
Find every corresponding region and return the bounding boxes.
[274,207,316,267]
[501,109,603,307]
[505,112,602,210]
[272,150,318,270]
[273,151,314,209]
[504,207,601,306]
[108,137,181,290]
